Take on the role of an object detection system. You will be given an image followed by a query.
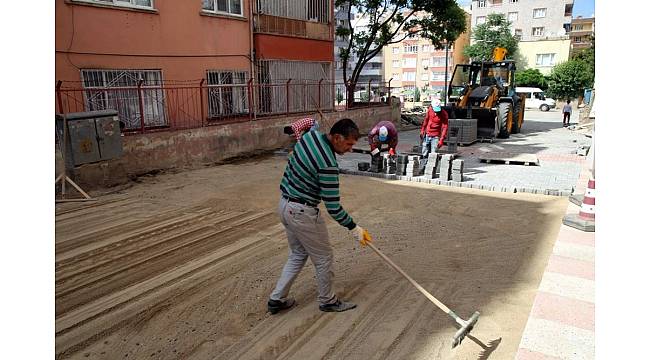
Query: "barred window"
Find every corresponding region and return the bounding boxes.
[80,69,166,130]
[206,70,249,118]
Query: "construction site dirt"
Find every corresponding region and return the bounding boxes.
[55,155,568,359]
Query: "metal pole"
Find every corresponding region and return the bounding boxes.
[444,41,449,105]
[388,78,393,106]
[199,79,205,126]
[137,79,146,133]
[286,79,292,116]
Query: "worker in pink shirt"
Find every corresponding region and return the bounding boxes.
[367,120,398,157]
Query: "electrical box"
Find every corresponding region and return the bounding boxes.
[55,110,123,167]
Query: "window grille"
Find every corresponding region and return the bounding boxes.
[206,70,249,118]
[80,69,166,129]
[257,0,329,23]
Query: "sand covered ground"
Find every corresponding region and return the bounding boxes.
[55,155,567,359]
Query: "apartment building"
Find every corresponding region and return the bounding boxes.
[55,0,253,128]
[350,12,384,87]
[334,3,353,84]
[383,10,471,102]
[471,0,573,41]
[470,0,574,75]
[569,16,595,56]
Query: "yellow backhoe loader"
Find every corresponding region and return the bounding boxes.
[443,47,525,139]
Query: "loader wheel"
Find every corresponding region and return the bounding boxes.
[497,102,513,139]
[511,101,523,134]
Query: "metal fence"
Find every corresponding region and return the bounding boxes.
[56,80,392,135]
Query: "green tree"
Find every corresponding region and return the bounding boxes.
[463,13,518,61]
[336,0,466,105]
[571,36,595,88]
[414,87,421,102]
[546,60,592,100]
[336,88,344,105]
[516,68,547,89]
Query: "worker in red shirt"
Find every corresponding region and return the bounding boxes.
[284,117,319,141]
[368,120,398,157]
[419,98,448,172]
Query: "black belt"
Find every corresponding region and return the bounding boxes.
[283,195,316,207]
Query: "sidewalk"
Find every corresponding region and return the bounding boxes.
[338,110,591,196]
[515,153,595,359]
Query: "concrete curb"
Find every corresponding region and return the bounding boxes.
[339,168,573,197]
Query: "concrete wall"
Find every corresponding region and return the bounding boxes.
[72,105,399,189]
[55,0,252,83]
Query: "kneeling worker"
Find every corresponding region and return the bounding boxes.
[368,120,398,157]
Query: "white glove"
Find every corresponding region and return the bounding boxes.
[370,148,380,156]
[353,225,372,247]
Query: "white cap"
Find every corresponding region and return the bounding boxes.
[378,126,388,141]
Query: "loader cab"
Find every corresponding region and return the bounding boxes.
[479,60,517,97]
[447,64,480,102]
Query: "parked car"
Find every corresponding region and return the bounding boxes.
[516,87,556,111]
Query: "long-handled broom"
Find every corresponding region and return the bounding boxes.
[366,242,480,348]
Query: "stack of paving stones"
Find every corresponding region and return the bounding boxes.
[370,155,383,173]
[382,154,397,174]
[451,159,464,182]
[448,118,478,144]
[438,154,454,181]
[395,154,408,175]
[405,155,420,176]
[412,145,422,154]
[446,127,459,153]
[423,152,440,179]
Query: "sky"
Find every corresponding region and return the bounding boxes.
[456,0,595,18]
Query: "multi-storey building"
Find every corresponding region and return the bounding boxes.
[471,0,573,41]
[56,0,337,126]
[382,10,471,103]
[569,16,595,56]
[349,12,384,88]
[470,0,574,75]
[334,4,353,85]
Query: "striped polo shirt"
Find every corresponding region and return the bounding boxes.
[280,130,356,230]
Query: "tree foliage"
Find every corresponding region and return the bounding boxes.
[463,13,518,61]
[570,36,595,88]
[335,0,466,102]
[516,68,547,89]
[546,60,591,100]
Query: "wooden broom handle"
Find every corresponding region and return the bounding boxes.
[366,242,452,315]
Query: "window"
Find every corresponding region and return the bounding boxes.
[207,70,248,118]
[403,44,418,53]
[202,0,243,16]
[431,72,446,81]
[532,27,544,36]
[402,58,417,67]
[430,56,446,67]
[492,0,503,5]
[535,53,555,66]
[422,45,430,52]
[514,28,522,39]
[392,47,400,54]
[476,16,486,25]
[533,8,546,18]
[81,69,165,129]
[402,72,416,81]
[508,12,518,22]
[509,0,518,3]
[573,24,584,31]
[392,60,400,68]
[74,0,153,9]
[477,0,486,8]
[565,3,573,16]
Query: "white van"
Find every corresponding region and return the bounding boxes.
[516,87,556,111]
